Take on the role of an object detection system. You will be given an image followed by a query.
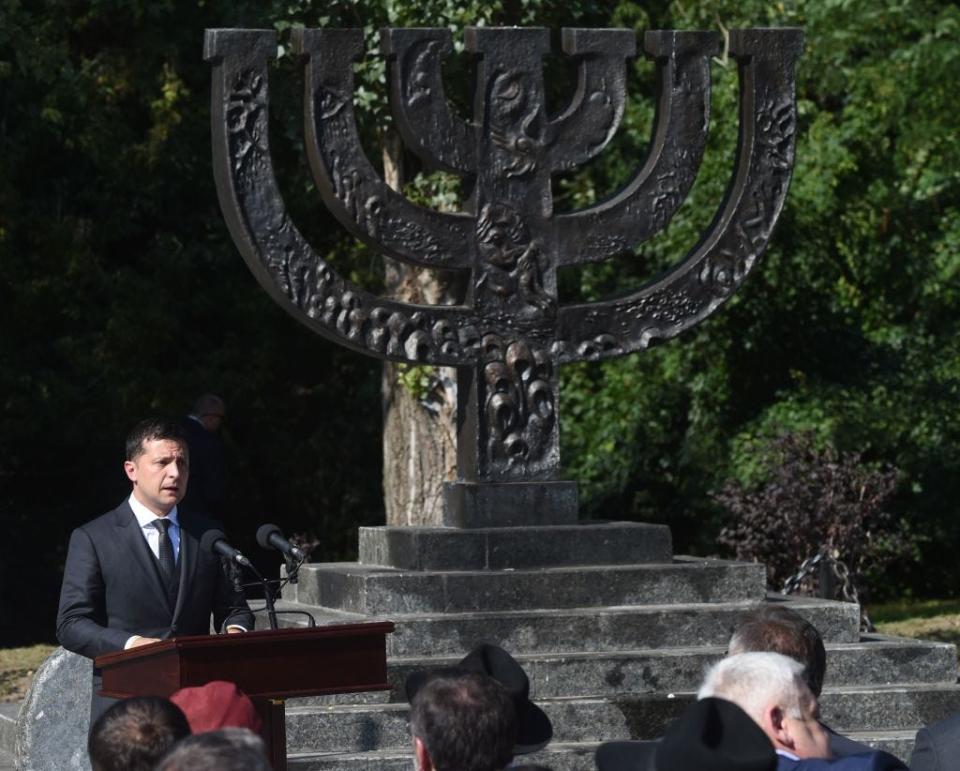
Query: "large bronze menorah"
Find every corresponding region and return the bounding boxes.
[204,26,802,527]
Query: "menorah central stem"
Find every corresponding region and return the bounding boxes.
[439,28,578,527]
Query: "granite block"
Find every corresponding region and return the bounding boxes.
[561,684,960,740]
[286,732,917,771]
[15,647,92,771]
[284,683,960,754]
[0,704,17,758]
[357,521,672,570]
[295,558,766,615]
[442,481,579,528]
[287,741,598,771]
[275,595,862,657]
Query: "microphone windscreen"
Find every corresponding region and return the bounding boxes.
[256,523,282,550]
[201,528,227,555]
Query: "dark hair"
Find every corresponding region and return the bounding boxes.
[125,418,188,461]
[410,672,517,771]
[728,605,827,697]
[154,727,270,771]
[88,696,190,771]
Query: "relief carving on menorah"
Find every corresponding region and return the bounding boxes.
[204,25,803,528]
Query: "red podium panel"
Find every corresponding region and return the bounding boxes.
[95,623,394,769]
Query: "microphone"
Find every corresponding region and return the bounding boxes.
[256,523,306,561]
[201,529,252,567]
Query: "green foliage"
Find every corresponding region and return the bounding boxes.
[715,431,909,596]
[557,0,960,599]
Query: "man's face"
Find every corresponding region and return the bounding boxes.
[124,438,189,516]
[783,691,830,759]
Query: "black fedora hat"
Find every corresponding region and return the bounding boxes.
[596,698,776,771]
[405,643,553,754]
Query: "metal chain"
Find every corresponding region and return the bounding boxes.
[781,547,874,633]
[781,551,824,596]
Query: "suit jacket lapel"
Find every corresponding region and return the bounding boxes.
[173,512,201,624]
[113,502,174,615]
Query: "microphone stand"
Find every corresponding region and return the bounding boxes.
[220,548,310,632]
[244,561,279,630]
[228,555,306,631]
[262,574,279,631]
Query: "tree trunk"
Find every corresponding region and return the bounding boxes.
[381,132,462,526]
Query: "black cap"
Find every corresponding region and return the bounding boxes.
[405,643,553,754]
[596,698,776,771]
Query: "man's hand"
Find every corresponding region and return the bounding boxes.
[127,636,161,648]
[225,626,246,634]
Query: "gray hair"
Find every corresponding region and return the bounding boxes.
[698,652,810,724]
[154,728,269,771]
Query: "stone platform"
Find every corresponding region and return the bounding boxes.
[270,521,960,770]
[8,520,957,770]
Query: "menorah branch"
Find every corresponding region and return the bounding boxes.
[555,28,804,361]
[555,30,719,265]
[382,28,477,175]
[293,28,474,270]
[543,28,636,173]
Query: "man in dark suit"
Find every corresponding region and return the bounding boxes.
[180,394,227,518]
[699,652,906,771]
[57,418,254,722]
[729,604,875,758]
[910,713,960,771]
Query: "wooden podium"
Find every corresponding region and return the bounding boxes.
[94,622,395,770]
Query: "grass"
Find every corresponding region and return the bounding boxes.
[872,599,960,648]
[0,645,56,702]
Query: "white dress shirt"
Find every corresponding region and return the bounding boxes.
[128,494,181,561]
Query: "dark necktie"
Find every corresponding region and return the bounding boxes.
[151,518,177,590]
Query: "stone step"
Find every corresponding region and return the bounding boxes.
[566,684,960,741]
[275,594,862,657]
[357,521,673,571]
[287,635,956,705]
[283,683,960,754]
[287,741,596,771]
[286,732,918,771]
[282,556,766,615]
[0,704,17,758]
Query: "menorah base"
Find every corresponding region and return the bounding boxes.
[442,481,579,528]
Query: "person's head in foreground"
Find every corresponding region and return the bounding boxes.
[87,696,190,771]
[405,642,552,756]
[169,680,263,735]
[729,605,827,698]
[153,727,270,771]
[699,652,831,760]
[410,671,517,771]
[596,697,776,771]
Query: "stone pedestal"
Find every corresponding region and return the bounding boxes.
[267,520,960,769]
[14,521,960,771]
[441,481,579,528]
